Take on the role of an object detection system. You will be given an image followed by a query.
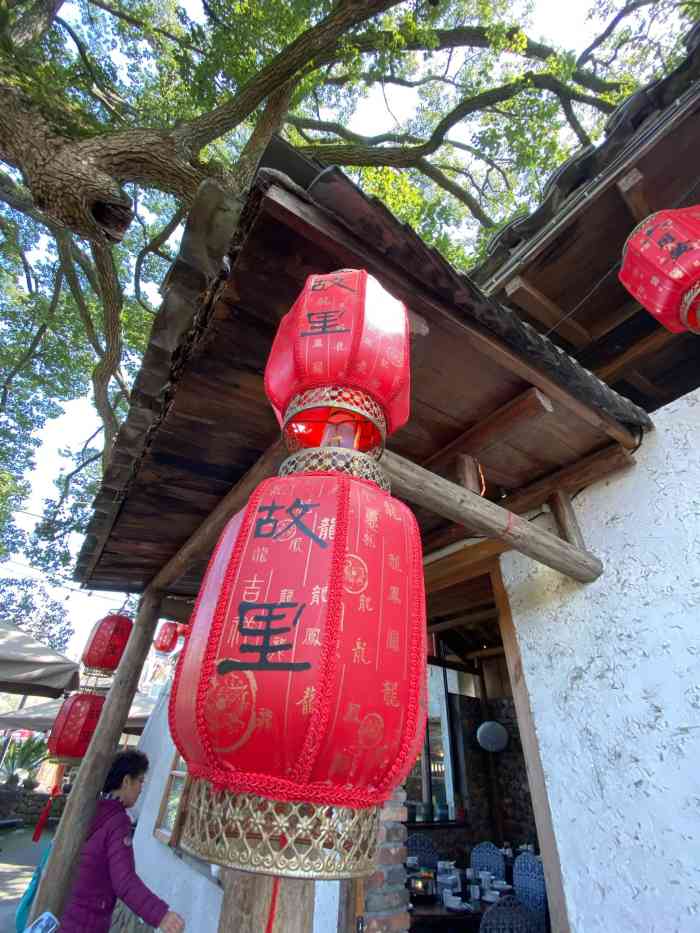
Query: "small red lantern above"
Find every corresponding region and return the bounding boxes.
[82,614,132,675]
[48,692,105,763]
[154,621,179,654]
[265,269,410,454]
[619,207,700,333]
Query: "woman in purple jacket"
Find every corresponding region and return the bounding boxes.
[60,751,185,933]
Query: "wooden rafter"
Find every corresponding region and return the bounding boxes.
[424,442,633,553]
[505,277,591,348]
[595,328,677,383]
[424,387,553,471]
[616,168,652,223]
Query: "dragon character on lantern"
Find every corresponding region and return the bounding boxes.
[170,269,427,879]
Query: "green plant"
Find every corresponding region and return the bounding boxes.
[0,736,48,784]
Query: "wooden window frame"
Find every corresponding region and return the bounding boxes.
[153,753,190,848]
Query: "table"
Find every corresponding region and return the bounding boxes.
[409,898,497,930]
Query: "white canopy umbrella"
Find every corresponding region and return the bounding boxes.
[0,691,156,735]
[0,621,80,699]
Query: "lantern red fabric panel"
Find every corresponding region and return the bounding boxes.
[170,472,426,807]
[48,693,105,761]
[264,270,411,439]
[82,614,132,673]
[619,207,700,333]
[154,621,179,653]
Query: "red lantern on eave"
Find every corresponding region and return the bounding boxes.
[82,614,132,675]
[48,692,105,763]
[619,207,700,334]
[265,269,411,455]
[170,269,427,880]
[154,621,179,653]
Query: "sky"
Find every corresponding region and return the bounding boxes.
[5,0,600,661]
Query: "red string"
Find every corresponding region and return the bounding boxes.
[265,876,281,933]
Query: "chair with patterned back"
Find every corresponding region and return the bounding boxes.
[406,832,439,869]
[470,841,506,880]
[479,895,539,933]
[513,853,547,931]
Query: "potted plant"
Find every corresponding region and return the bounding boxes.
[1,736,47,788]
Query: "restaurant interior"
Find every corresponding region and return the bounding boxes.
[405,572,547,931]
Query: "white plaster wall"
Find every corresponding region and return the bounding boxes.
[132,689,223,932]
[501,390,700,933]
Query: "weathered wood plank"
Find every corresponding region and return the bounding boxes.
[548,490,585,549]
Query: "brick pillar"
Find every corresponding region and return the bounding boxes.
[363,788,410,933]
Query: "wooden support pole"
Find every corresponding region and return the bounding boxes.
[382,450,603,583]
[548,490,585,549]
[454,454,482,494]
[218,870,315,933]
[31,588,163,921]
[423,443,633,555]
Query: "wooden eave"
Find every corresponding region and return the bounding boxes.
[75,154,649,598]
[473,30,700,414]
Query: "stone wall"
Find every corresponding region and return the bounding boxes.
[364,789,411,932]
[0,787,66,824]
[487,698,537,846]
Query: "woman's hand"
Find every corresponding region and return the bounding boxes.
[159,910,185,932]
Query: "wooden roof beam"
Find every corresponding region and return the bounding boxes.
[617,168,652,223]
[424,442,633,554]
[428,608,499,634]
[505,277,592,349]
[382,450,602,583]
[595,328,677,383]
[423,387,553,472]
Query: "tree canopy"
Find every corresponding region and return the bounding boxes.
[0,0,696,591]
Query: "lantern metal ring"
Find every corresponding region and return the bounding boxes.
[279,446,390,491]
[680,282,700,333]
[283,386,387,456]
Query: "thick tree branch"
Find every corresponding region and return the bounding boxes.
[577,0,657,68]
[557,94,591,147]
[54,451,102,512]
[417,159,496,228]
[9,0,64,48]
[174,0,404,154]
[0,268,63,413]
[294,73,613,168]
[320,26,622,95]
[91,243,124,460]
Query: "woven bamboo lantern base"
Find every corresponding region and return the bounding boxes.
[180,779,380,879]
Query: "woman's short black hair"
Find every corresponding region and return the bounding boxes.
[103,750,149,794]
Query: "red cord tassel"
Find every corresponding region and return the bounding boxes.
[265,876,281,933]
[33,766,64,843]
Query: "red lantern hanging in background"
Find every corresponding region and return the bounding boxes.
[154,621,179,653]
[82,613,132,675]
[619,207,700,334]
[48,692,105,764]
[170,269,427,879]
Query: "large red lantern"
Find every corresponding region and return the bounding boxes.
[82,614,132,675]
[619,207,700,333]
[170,269,427,879]
[48,692,105,763]
[154,621,179,653]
